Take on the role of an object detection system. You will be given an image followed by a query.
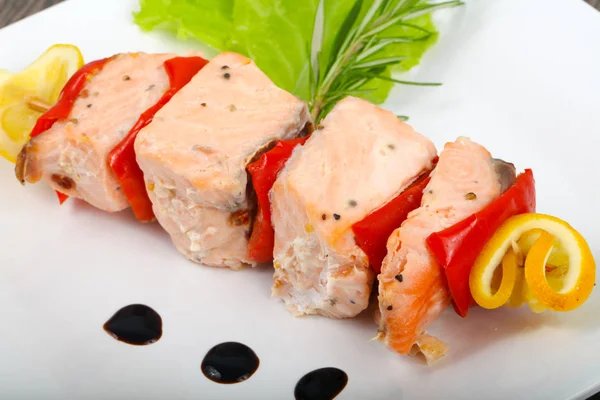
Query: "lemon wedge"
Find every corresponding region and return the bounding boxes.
[0,69,11,85]
[0,44,84,163]
[470,213,596,312]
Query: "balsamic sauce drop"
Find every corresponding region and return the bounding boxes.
[294,367,348,400]
[201,342,260,384]
[103,304,162,345]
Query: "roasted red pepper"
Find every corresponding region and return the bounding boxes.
[247,136,310,262]
[426,169,536,317]
[29,57,113,204]
[352,171,433,273]
[108,56,208,222]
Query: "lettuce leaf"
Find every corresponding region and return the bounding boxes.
[229,0,319,101]
[134,0,235,50]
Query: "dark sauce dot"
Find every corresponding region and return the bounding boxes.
[295,367,348,400]
[201,342,259,384]
[103,304,162,346]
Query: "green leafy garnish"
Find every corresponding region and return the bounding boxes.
[134,0,235,50]
[134,0,463,122]
[229,0,320,102]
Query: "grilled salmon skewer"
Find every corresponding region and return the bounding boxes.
[16,53,178,212]
[135,52,311,270]
[377,137,516,363]
[270,97,437,318]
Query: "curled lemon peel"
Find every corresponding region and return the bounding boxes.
[469,213,595,312]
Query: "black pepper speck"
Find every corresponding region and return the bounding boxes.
[333,214,341,221]
[395,274,403,282]
[348,200,357,207]
[387,144,396,150]
[201,103,207,107]
[224,73,231,80]
[387,305,393,311]
[86,104,92,108]
[123,75,131,81]
[465,192,477,200]
[321,214,327,221]
[221,65,230,70]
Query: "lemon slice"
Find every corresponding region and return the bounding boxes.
[0,44,84,163]
[503,229,570,312]
[469,213,596,312]
[525,229,594,311]
[476,246,519,309]
[0,69,11,85]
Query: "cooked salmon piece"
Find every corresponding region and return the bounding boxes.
[135,52,311,270]
[377,137,516,363]
[271,97,437,319]
[16,52,175,212]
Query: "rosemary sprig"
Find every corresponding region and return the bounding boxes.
[309,0,463,123]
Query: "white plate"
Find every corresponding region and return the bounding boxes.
[1,0,599,399]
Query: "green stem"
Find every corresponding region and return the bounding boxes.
[311,41,363,122]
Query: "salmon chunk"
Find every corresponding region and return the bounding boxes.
[377,137,516,362]
[16,52,175,212]
[135,52,310,270]
[271,97,437,318]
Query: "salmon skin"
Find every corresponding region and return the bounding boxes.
[16,52,176,212]
[377,136,516,363]
[270,97,437,319]
[135,52,311,270]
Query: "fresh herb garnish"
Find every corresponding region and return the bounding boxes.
[309,0,462,121]
[134,0,462,122]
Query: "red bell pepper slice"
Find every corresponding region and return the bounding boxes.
[108,56,209,222]
[426,169,536,318]
[351,170,433,274]
[29,57,113,204]
[247,136,310,262]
